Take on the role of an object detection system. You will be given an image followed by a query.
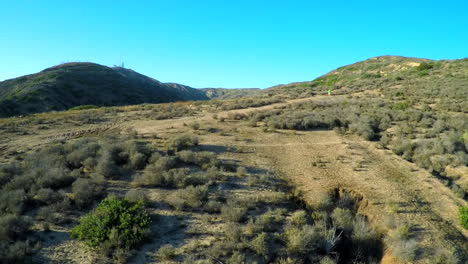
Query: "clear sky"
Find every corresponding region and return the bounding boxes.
[1,0,467,88]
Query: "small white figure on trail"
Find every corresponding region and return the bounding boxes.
[327,89,331,96]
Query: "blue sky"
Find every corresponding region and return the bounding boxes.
[1,0,467,88]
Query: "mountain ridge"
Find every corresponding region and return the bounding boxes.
[0,62,208,117]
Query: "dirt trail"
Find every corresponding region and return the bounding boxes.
[234,129,468,261]
[132,95,329,135]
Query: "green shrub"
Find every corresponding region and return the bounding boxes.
[416,62,433,71]
[250,232,269,256]
[459,206,468,229]
[392,102,410,110]
[71,196,151,249]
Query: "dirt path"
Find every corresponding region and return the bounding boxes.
[230,128,467,261]
[130,95,330,135]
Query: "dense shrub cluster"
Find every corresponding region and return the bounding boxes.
[71,196,151,251]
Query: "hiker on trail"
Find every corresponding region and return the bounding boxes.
[327,89,331,96]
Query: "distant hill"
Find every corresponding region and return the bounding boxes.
[0,62,208,117]
[266,55,468,104]
[201,88,261,99]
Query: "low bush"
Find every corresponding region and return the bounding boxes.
[166,135,199,151]
[176,150,218,169]
[330,208,354,233]
[136,156,176,186]
[204,200,223,213]
[290,210,308,226]
[157,244,176,261]
[459,206,468,229]
[0,240,35,263]
[284,224,320,255]
[72,178,105,209]
[224,223,243,242]
[95,151,119,179]
[0,214,32,241]
[167,185,209,210]
[385,237,418,262]
[221,203,248,223]
[71,196,151,249]
[34,188,63,205]
[125,189,148,204]
[250,232,270,256]
[0,189,27,214]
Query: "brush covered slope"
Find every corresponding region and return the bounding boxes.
[0,62,208,117]
[268,55,468,110]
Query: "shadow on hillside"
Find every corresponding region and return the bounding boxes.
[34,229,73,262]
[196,144,231,154]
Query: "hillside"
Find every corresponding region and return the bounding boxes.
[0,62,208,117]
[268,55,468,112]
[201,87,261,99]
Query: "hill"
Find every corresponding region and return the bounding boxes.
[0,62,208,117]
[267,55,468,110]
